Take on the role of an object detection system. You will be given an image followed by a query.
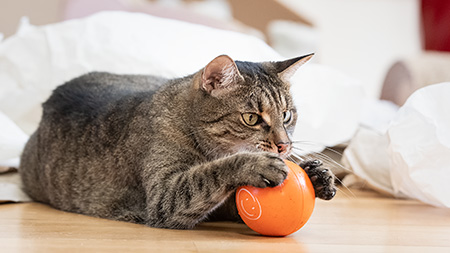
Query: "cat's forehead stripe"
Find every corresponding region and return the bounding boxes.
[259,84,286,112]
[237,60,290,112]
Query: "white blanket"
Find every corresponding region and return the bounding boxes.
[0,11,362,202]
[343,83,450,208]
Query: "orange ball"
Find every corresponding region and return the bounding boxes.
[236,160,315,236]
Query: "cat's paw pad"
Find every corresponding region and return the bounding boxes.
[239,152,288,188]
[300,159,337,200]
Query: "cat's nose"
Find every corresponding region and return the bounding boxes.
[277,142,290,155]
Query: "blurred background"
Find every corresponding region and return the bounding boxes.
[1,0,450,205]
[1,0,449,101]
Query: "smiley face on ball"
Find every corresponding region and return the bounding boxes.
[237,188,262,220]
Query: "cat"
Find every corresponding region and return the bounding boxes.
[19,54,336,229]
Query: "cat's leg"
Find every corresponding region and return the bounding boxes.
[300,160,337,200]
[204,192,242,222]
[144,152,287,229]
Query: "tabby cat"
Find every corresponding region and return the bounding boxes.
[20,54,336,229]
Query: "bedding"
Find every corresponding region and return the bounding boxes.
[0,11,362,202]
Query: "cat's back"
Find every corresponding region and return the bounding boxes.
[44,72,167,121]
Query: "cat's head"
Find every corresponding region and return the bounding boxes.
[190,54,313,159]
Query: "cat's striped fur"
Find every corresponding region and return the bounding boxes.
[20,54,335,229]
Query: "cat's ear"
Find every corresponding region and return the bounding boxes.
[200,55,243,97]
[274,53,314,82]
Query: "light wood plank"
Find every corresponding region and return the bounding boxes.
[1,188,450,252]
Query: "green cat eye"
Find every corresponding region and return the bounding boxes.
[242,113,260,126]
[283,110,292,124]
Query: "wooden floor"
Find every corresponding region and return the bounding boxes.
[1,188,450,253]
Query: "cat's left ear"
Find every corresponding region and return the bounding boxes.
[200,55,244,97]
[274,53,314,82]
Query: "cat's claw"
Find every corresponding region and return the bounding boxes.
[300,159,337,200]
[262,178,271,186]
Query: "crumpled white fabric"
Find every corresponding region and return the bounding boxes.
[388,82,450,207]
[344,82,450,208]
[0,11,363,173]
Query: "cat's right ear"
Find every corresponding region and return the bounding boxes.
[198,55,243,97]
[275,53,314,83]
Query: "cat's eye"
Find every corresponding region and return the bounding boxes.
[242,113,260,126]
[283,110,292,124]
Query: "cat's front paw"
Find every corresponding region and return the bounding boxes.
[300,160,336,200]
[236,152,288,189]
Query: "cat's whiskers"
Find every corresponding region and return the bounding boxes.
[333,176,356,198]
[286,156,299,164]
[291,146,352,174]
[290,151,305,161]
[290,144,356,199]
[293,140,346,158]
